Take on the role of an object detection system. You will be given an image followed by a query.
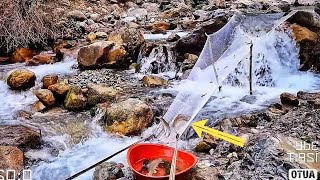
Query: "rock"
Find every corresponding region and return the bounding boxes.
[87,32,97,42]
[288,11,318,28]
[87,84,118,106]
[14,110,32,120]
[150,21,171,33]
[291,24,318,43]
[184,53,198,64]
[167,33,180,42]
[42,75,58,89]
[26,53,55,66]
[6,69,36,90]
[96,32,108,38]
[11,48,35,63]
[35,89,55,107]
[93,162,124,180]
[90,13,100,22]
[68,10,86,21]
[0,125,41,148]
[280,92,299,107]
[0,146,23,178]
[191,164,221,180]
[64,86,87,110]
[175,16,228,56]
[297,91,320,101]
[195,141,212,153]
[103,98,153,135]
[109,28,144,61]
[77,41,114,70]
[32,101,46,112]
[142,75,167,87]
[48,82,70,96]
[107,45,126,65]
[0,56,10,64]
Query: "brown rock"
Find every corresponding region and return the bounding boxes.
[143,75,167,87]
[103,98,153,135]
[32,101,46,112]
[77,41,114,70]
[297,91,320,101]
[291,24,319,43]
[0,146,23,178]
[150,22,171,33]
[42,75,58,89]
[6,69,36,90]
[48,82,70,96]
[0,125,41,148]
[0,56,10,63]
[184,53,198,64]
[167,33,181,42]
[280,92,299,107]
[87,32,97,42]
[87,84,118,106]
[35,89,55,107]
[26,53,55,66]
[195,141,212,153]
[64,86,88,110]
[11,48,35,63]
[107,45,126,64]
[68,10,86,21]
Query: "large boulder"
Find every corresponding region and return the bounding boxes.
[42,75,58,89]
[77,41,114,70]
[11,48,36,63]
[35,89,56,107]
[0,125,41,149]
[48,82,70,96]
[64,86,88,110]
[175,16,228,56]
[102,98,153,136]
[0,146,23,178]
[280,92,299,107]
[6,69,36,90]
[291,24,319,43]
[87,84,118,106]
[26,53,55,66]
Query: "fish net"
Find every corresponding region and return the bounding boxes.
[163,11,303,137]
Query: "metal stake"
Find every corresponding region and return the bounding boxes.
[249,41,253,95]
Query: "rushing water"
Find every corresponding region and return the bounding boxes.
[0,13,320,180]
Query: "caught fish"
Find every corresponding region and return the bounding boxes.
[147,158,163,176]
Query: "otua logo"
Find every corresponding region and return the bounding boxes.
[289,169,318,180]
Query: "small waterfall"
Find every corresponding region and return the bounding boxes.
[138,44,178,76]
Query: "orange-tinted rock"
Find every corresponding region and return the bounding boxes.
[150,22,171,33]
[292,24,319,43]
[142,75,167,87]
[0,125,41,148]
[6,69,36,90]
[48,82,70,96]
[42,75,58,89]
[12,48,35,63]
[0,146,23,178]
[280,92,299,107]
[26,53,55,66]
[35,89,55,107]
[32,101,46,112]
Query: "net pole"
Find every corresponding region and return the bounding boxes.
[249,40,253,95]
[206,33,222,91]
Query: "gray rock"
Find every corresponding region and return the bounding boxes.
[93,162,124,180]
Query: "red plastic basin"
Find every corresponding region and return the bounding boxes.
[127,143,197,180]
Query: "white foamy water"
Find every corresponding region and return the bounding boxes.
[143,31,189,40]
[0,58,76,120]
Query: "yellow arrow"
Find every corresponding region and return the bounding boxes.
[192,119,246,147]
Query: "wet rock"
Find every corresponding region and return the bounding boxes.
[0,125,41,149]
[68,10,86,21]
[64,86,88,110]
[35,89,56,107]
[143,75,167,87]
[167,33,180,42]
[42,75,58,89]
[184,53,198,64]
[32,101,46,112]
[11,48,36,63]
[291,24,318,43]
[175,16,228,56]
[26,53,55,66]
[0,146,23,178]
[93,162,124,180]
[6,69,36,90]
[0,56,10,64]
[87,84,118,106]
[288,11,318,28]
[48,82,70,96]
[103,98,153,135]
[14,110,32,120]
[87,32,97,42]
[297,91,320,101]
[191,164,221,180]
[280,92,299,107]
[107,44,126,65]
[77,41,114,70]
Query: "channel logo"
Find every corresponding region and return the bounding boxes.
[289,169,318,180]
